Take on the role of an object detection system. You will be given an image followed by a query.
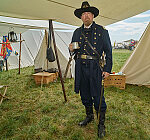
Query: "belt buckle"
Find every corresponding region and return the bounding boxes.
[81,55,87,59]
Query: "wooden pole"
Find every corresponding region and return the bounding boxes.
[45,30,49,70]
[49,20,67,102]
[0,86,8,105]
[5,59,8,71]
[18,33,22,74]
[63,55,73,80]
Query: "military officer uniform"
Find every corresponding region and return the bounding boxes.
[70,1,112,138]
[72,21,112,112]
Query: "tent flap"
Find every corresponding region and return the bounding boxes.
[121,23,150,86]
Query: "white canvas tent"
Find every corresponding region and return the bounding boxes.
[34,30,73,77]
[0,30,44,69]
[0,16,77,36]
[0,17,75,75]
[120,23,150,87]
[1,0,150,78]
[0,0,150,26]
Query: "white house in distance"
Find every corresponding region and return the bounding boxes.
[122,39,138,49]
[113,39,138,50]
[123,39,134,46]
[115,42,124,49]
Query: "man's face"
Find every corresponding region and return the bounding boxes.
[81,12,94,26]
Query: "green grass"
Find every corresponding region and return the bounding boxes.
[112,49,132,72]
[0,49,150,140]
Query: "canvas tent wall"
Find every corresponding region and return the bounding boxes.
[34,30,73,78]
[0,0,150,26]
[0,30,44,69]
[0,16,77,36]
[0,17,75,73]
[120,22,150,87]
[0,29,74,76]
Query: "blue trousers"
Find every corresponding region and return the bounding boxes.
[79,60,107,112]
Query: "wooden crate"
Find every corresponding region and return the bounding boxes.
[53,72,59,80]
[104,74,126,89]
[32,72,58,84]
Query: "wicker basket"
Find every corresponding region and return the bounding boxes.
[104,74,126,89]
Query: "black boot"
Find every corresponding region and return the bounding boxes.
[78,106,94,126]
[98,111,106,138]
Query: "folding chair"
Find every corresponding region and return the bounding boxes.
[0,85,9,105]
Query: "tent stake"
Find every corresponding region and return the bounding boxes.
[49,20,67,102]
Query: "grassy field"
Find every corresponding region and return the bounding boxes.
[0,49,150,140]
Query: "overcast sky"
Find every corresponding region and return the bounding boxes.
[106,10,150,44]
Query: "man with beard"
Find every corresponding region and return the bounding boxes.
[69,1,112,138]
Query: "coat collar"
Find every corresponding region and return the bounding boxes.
[81,21,96,32]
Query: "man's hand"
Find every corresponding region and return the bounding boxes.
[69,43,74,52]
[102,72,110,78]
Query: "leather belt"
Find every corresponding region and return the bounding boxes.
[77,54,98,60]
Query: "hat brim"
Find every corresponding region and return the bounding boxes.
[74,7,99,19]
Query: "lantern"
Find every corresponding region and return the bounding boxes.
[8,27,17,42]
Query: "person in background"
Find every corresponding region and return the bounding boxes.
[69,1,112,138]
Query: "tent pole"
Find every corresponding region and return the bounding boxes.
[18,33,22,74]
[49,19,67,102]
[45,30,48,70]
[5,59,8,71]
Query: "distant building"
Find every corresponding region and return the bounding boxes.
[122,39,138,50]
[114,42,124,49]
[123,39,134,46]
[113,39,138,50]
